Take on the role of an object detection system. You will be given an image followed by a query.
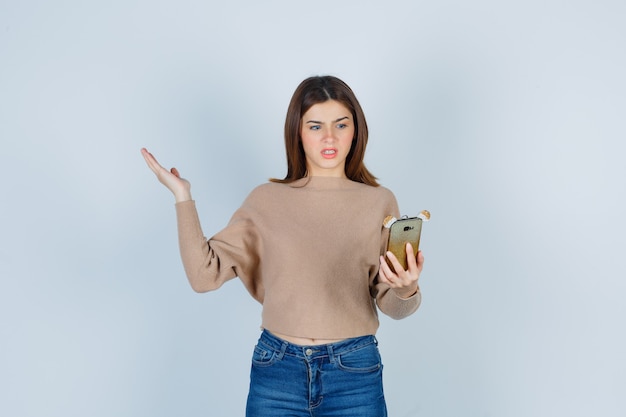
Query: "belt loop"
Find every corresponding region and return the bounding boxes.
[276,341,288,360]
[327,344,336,364]
[373,335,378,346]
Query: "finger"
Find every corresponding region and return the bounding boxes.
[141,148,164,173]
[378,256,394,285]
[141,148,156,164]
[416,250,425,273]
[405,242,418,271]
[385,251,405,276]
[171,167,181,178]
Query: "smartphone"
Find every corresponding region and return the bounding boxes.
[386,217,422,273]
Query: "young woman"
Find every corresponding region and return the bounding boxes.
[141,75,425,416]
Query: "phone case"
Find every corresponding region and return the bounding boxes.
[386,217,422,272]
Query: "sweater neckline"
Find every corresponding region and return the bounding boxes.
[289,176,358,190]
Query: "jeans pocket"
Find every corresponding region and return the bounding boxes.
[251,343,278,368]
[336,343,382,373]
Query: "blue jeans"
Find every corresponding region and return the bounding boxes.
[246,330,388,417]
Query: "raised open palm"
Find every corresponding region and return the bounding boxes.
[141,148,192,202]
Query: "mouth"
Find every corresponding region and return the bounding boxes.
[321,148,337,158]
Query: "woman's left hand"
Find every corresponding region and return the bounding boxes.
[379,243,424,298]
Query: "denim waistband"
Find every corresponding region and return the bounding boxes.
[258,329,378,361]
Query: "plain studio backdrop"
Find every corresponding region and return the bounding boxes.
[1,1,624,416]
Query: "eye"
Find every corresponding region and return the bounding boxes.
[309,125,321,130]
[337,123,348,129]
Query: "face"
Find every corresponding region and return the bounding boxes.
[300,100,355,178]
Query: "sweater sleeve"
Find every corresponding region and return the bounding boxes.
[373,282,422,320]
[175,200,263,302]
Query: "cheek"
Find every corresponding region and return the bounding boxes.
[300,136,316,156]
[345,126,356,140]
[300,132,311,146]
[300,127,317,144]
[341,129,355,145]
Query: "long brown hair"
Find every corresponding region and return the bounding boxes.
[270,75,379,186]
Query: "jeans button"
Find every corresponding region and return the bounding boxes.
[305,348,313,356]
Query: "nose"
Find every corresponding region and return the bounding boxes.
[321,127,337,142]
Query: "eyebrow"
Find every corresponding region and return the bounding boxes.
[305,116,350,124]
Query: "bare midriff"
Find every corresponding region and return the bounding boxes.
[269,330,345,346]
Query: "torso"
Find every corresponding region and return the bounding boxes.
[229,177,401,339]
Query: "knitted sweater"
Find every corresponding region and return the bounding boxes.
[175,176,421,339]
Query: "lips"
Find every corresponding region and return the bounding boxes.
[321,148,337,158]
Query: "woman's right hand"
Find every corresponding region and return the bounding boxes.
[141,148,192,202]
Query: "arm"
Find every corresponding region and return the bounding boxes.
[141,148,261,296]
[175,200,239,292]
[141,148,233,291]
[372,190,424,319]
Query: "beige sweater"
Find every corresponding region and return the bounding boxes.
[175,176,421,339]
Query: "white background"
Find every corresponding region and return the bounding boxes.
[1,1,625,416]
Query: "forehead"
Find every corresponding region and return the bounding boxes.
[302,100,351,119]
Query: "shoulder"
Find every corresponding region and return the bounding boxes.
[372,184,396,199]
[358,182,398,203]
[364,183,400,216]
[241,181,289,206]
[248,181,287,196]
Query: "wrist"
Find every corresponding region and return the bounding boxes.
[395,284,419,299]
[174,190,192,203]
